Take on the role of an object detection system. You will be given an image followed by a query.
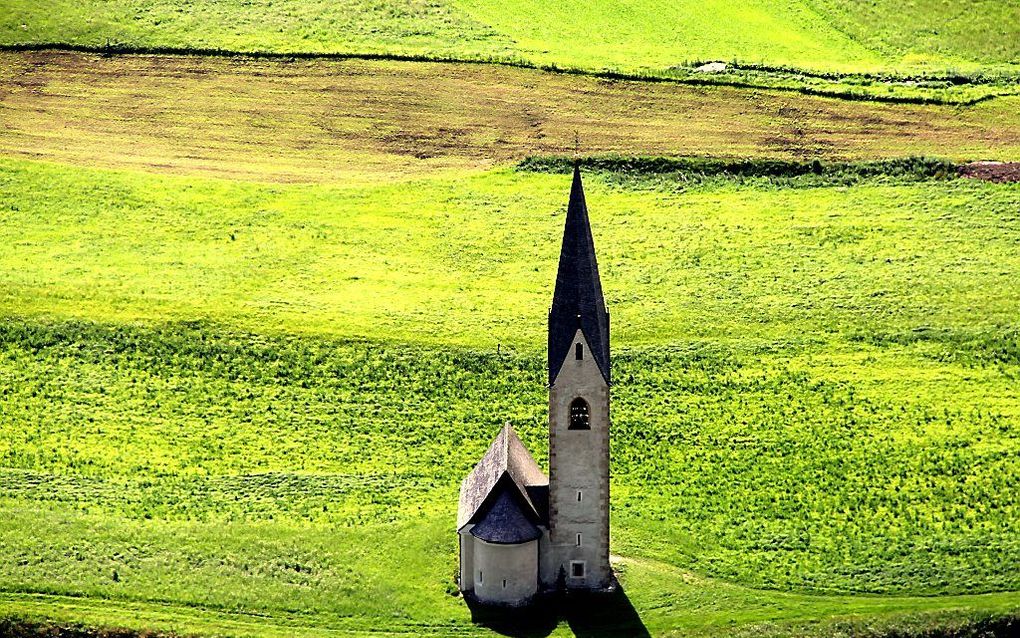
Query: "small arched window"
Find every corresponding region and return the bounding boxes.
[569,398,590,430]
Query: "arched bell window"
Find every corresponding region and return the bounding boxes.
[568,397,590,430]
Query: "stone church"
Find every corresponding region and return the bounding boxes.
[457,166,612,606]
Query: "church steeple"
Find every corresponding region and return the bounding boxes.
[544,165,613,591]
[455,164,614,605]
[549,165,610,384]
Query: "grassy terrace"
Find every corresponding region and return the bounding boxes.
[2,0,1018,74]
[3,158,1019,342]
[1,154,1019,635]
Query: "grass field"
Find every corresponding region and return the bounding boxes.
[4,158,1020,344]
[2,4,1020,633]
[2,0,1018,74]
[805,0,1020,67]
[1,152,1019,636]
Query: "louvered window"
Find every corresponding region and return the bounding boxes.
[569,398,590,430]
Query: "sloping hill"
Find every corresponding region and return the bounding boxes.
[2,3,1020,637]
[1,157,1020,636]
[806,0,1020,67]
[446,0,880,71]
[2,0,1017,73]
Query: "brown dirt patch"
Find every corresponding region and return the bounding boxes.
[1,50,1019,182]
[960,161,1020,183]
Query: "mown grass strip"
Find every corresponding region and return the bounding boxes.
[0,43,1009,106]
[4,54,1019,185]
[3,602,1020,638]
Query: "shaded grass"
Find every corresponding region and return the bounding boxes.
[0,0,513,61]
[2,51,1020,185]
[1,317,1020,632]
[805,0,1020,67]
[519,155,961,180]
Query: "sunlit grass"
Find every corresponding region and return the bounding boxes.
[1,156,1019,635]
[2,0,1018,73]
[2,158,1017,346]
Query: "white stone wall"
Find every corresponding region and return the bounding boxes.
[544,328,611,589]
[472,537,539,605]
[538,526,556,588]
[458,527,475,592]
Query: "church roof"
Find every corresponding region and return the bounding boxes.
[457,423,548,531]
[549,165,610,384]
[469,479,543,544]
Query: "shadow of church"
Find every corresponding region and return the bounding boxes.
[467,584,650,638]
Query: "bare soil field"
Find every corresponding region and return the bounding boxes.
[961,161,1020,183]
[2,51,1020,182]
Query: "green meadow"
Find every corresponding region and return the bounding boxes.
[2,155,1020,636]
[3,158,1018,345]
[2,0,1020,630]
[2,0,1018,74]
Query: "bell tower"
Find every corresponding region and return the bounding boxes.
[543,165,611,590]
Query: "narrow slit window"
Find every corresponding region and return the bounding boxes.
[576,533,582,547]
[575,343,583,360]
[502,579,507,589]
[478,570,483,584]
[577,490,582,502]
[569,398,590,430]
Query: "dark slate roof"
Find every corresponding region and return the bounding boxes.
[524,484,549,524]
[469,479,542,544]
[457,423,549,531]
[549,165,610,384]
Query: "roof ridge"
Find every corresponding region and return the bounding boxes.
[457,422,548,530]
[500,420,510,468]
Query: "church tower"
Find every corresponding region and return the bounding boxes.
[543,165,612,590]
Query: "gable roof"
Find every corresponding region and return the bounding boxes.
[549,165,610,384]
[469,478,543,544]
[457,422,548,530]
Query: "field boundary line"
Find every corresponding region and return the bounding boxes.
[0,43,1005,107]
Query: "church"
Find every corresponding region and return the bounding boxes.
[457,166,612,606]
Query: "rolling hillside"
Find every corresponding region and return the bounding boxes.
[2,154,1020,636]
[2,0,1018,73]
[1,2,1020,637]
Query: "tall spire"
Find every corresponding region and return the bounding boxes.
[549,165,610,384]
